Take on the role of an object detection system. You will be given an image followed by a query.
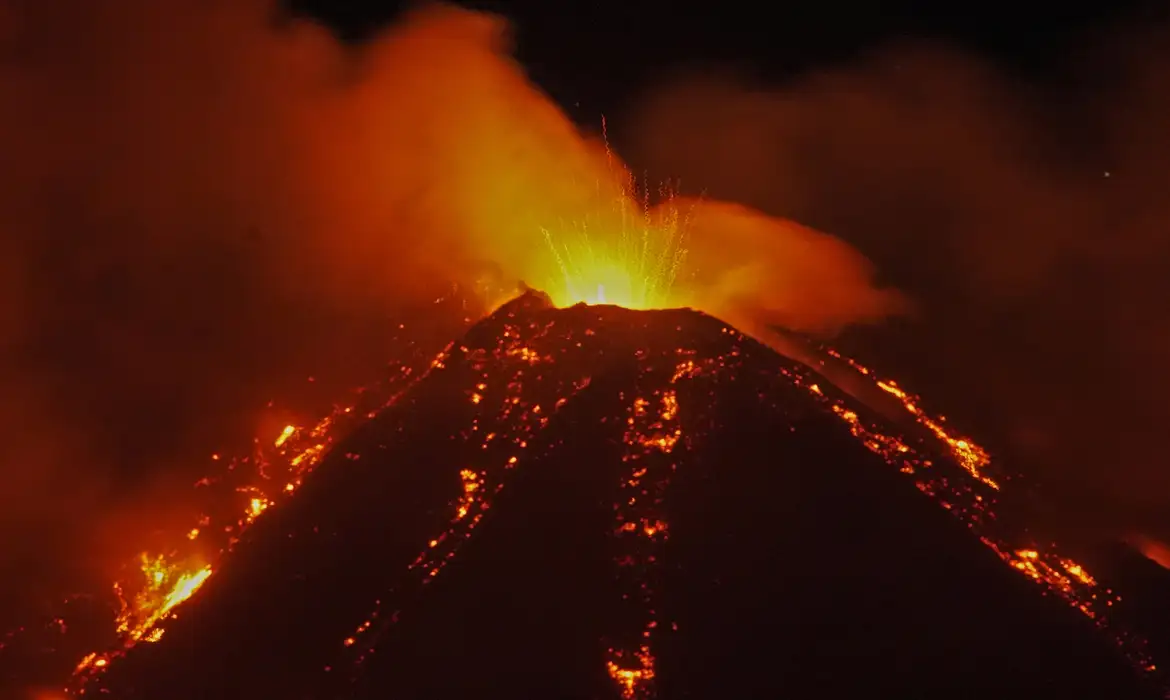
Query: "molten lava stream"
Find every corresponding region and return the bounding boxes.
[335,319,592,679]
[604,359,695,700]
[34,281,1168,698]
[64,353,446,693]
[792,347,1164,688]
[69,415,349,691]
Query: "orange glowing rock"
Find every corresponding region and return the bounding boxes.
[8,290,1165,700]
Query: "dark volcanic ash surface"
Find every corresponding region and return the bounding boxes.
[84,291,1160,700]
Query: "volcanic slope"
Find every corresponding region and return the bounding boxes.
[82,291,1159,700]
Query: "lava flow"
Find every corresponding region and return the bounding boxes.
[4,287,1169,699]
[4,286,1168,699]
[321,292,1165,700]
[65,387,412,691]
[8,3,1168,697]
[6,289,1170,699]
[0,303,474,697]
[602,362,690,698]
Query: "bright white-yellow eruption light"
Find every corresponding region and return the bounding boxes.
[538,192,690,310]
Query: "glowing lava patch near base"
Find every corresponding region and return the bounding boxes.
[3,290,1167,699]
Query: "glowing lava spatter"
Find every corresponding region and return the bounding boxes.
[539,190,687,311]
[791,350,1162,683]
[12,293,1167,697]
[68,409,347,689]
[604,363,693,699]
[0,329,461,696]
[67,392,405,692]
[338,315,594,674]
[537,121,689,311]
[824,348,998,490]
[331,302,704,697]
[309,297,1164,698]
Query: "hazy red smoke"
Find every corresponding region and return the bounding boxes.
[619,27,1170,544]
[0,0,904,601]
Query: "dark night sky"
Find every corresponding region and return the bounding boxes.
[291,0,1157,113]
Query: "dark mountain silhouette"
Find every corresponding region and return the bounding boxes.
[55,291,1166,699]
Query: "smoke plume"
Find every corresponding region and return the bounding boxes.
[668,198,911,336]
[0,0,898,604]
[620,27,1170,543]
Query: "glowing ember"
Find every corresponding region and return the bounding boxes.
[797,347,1161,680]
[605,371,691,699]
[540,214,686,310]
[8,295,1166,698]
[113,556,212,640]
[536,127,688,311]
[320,299,1165,697]
[824,349,997,488]
[338,319,593,672]
[47,347,455,693]
[71,557,212,677]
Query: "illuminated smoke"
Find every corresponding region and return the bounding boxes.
[620,29,1170,543]
[0,0,903,597]
[666,197,911,336]
[1127,534,1170,571]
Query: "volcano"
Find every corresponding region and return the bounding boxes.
[11,290,1168,699]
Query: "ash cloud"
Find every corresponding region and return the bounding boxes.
[619,28,1170,542]
[0,0,898,602]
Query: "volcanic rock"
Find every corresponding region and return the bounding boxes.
[83,291,1161,699]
